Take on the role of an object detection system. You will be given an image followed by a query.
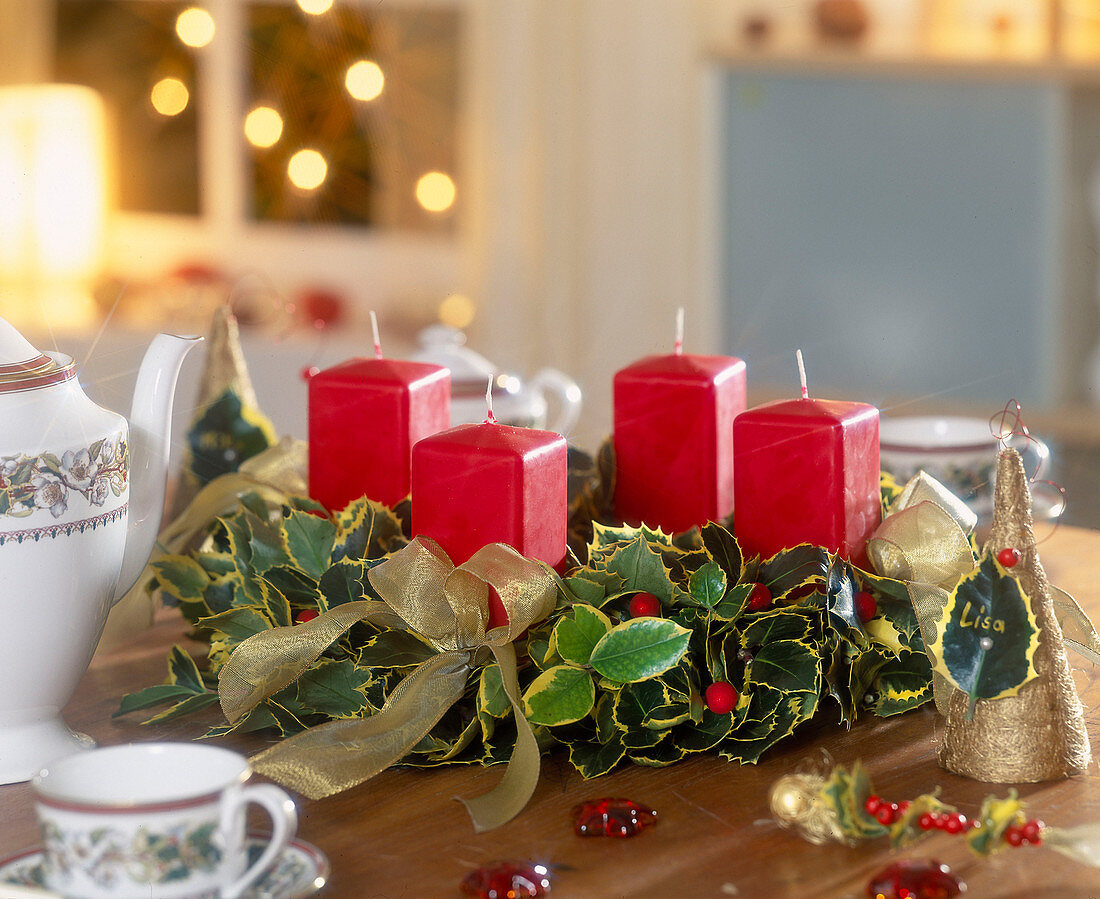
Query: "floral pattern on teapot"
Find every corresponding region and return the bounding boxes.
[0,436,128,521]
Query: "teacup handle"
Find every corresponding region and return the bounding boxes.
[220,784,298,899]
[529,368,582,435]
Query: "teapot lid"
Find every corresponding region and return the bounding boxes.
[0,317,75,393]
[412,325,497,386]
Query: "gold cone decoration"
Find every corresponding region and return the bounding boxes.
[939,448,1091,781]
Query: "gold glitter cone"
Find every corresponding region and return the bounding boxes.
[196,304,260,411]
[939,449,1091,781]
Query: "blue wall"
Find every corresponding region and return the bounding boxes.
[722,73,1057,408]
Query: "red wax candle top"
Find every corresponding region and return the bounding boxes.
[309,358,450,511]
[613,353,746,534]
[412,421,567,628]
[733,396,880,562]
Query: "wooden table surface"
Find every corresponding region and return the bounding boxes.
[5,525,1100,898]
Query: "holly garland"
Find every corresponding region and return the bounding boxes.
[118,480,933,779]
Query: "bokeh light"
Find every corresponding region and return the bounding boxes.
[288,149,328,190]
[438,293,476,329]
[176,8,215,48]
[296,0,334,15]
[345,60,385,102]
[415,171,456,213]
[150,78,189,116]
[244,106,284,148]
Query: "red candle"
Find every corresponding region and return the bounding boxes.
[732,353,879,562]
[309,315,450,511]
[613,310,747,534]
[412,390,567,628]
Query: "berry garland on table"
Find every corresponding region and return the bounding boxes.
[119,471,933,783]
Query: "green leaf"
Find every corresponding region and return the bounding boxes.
[357,630,437,669]
[604,536,674,603]
[332,498,406,562]
[477,663,511,720]
[139,692,221,725]
[293,658,370,718]
[522,665,596,726]
[167,645,206,694]
[688,561,726,609]
[589,618,691,683]
[568,735,627,779]
[153,557,210,604]
[552,605,612,666]
[711,582,753,621]
[931,551,1040,712]
[281,510,337,580]
[199,607,272,645]
[701,522,742,583]
[616,679,692,729]
[825,558,862,635]
[259,580,292,628]
[319,559,374,607]
[748,639,820,695]
[562,575,608,608]
[114,684,198,718]
[759,544,829,597]
[871,650,933,716]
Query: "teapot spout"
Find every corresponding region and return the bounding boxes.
[116,333,202,598]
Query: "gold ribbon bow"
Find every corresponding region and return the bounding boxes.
[866,472,978,714]
[217,536,557,832]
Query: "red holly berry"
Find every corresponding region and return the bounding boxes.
[1005,825,1025,847]
[943,813,967,835]
[917,812,936,830]
[295,609,319,624]
[865,795,883,815]
[704,681,739,715]
[628,592,661,618]
[747,583,772,612]
[997,547,1022,568]
[1022,819,1043,844]
[875,804,898,826]
[855,591,877,622]
[897,800,911,815]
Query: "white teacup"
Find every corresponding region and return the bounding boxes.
[880,415,1051,517]
[32,743,297,899]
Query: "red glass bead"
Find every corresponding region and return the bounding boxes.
[461,861,551,898]
[855,591,877,622]
[876,804,897,826]
[704,681,739,714]
[1005,826,1024,847]
[866,859,964,899]
[628,592,662,618]
[295,609,319,624]
[573,798,657,838]
[1022,820,1043,844]
[865,795,883,815]
[997,547,1022,568]
[918,812,936,830]
[747,583,772,612]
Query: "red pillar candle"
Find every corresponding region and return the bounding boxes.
[309,315,450,511]
[412,402,567,628]
[732,353,880,562]
[613,310,747,534]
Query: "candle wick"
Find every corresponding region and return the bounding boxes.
[796,349,809,399]
[674,306,684,356]
[370,310,383,359]
[485,373,497,424]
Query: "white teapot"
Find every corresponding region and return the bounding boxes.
[412,325,582,434]
[0,316,199,783]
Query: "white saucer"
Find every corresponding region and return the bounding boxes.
[0,834,328,898]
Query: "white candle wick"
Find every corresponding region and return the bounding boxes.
[796,349,809,399]
[485,373,497,424]
[674,307,684,356]
[370,310,383,359]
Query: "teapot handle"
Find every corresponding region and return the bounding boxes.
[529,368,582,435]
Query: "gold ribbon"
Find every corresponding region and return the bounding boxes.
[866,472,978,714]
[217,536,557,832]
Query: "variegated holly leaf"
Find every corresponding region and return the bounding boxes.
[869,649,933,717]
[523,665,596,726]
[966,790,1024,856]
[688,561,726,609]
[568,734,627,779]
[281,509,337,580]
[759,544,829,598]
[551,604,613,666]
[746,639,820,696]
[332,497,408,562]
[825,557,863,636]
[601,535,676,603]
[929,551,1040,715]
[589,618,691,683]
[701,521,742,584]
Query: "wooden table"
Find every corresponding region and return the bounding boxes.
[5,526,1100,898]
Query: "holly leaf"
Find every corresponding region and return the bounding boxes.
[561,575,608,608]
[759,544,829,597]
[153,556,210,607]
[711,582,753,621]
[552,604,613,666]
[825,557,862,635]
[688,561,726,609]
[332,498,407,562]
[589,618,691,683]
[292,658,371,718]
[929,551,1040,714]
[870,650,933,717]
[568,735,627,779]
[281,510,337,580]
[478,663,511,720]
[523,665,596,726]
[603,535,675,603]
[747,639,820,696]
[701,522,742,584]
[357,630,438,669]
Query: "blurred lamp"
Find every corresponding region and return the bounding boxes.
[0,84,108,330]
